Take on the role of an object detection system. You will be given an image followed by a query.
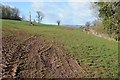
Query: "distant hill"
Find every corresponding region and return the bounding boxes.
[62,25,84,28]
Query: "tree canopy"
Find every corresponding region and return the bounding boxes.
[0,4,21,20]
[95,2,120,41]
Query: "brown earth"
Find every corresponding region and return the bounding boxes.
[1,30,93,79]
[64,27,79,30]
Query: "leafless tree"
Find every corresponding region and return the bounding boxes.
[57,20,61,26]
[29,11,32,24]
[36,11,44,23]
[29,11,34,26]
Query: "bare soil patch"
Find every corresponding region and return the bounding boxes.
[2,30,93,79]
[64,27,79,30]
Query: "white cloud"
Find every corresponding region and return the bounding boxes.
[58,13,64,19]
[31,2,96,25]
[69,0,90,2]
[69,2,91,10]
[68,2,96,21]
[0,0,102,2]
[32,2,44,11]
[1,0,118,2]
[0,2,15,8]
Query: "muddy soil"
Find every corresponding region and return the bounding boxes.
[2,30,92,79]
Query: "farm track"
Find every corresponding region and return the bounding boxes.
[2,31,93,78]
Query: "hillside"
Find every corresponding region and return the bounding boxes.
[1,20,118,78]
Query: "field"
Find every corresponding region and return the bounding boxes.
[2,20,118,78]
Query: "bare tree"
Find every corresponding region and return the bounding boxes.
[57,20,61,26]
[29,11,34,26]
[36,11,44,23]
[85,22,90,28]
[29,11,32,24]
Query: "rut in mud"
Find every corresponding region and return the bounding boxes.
[2,31,92,78]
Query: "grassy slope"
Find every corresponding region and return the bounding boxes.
[2,20,118,78]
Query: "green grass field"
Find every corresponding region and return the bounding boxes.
[2,20,118,78]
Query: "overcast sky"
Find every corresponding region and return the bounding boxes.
[2,2,98,25]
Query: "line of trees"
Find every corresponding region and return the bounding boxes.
[0,4,62,26]
[0,4,21,20]
[0,4,45,24]
[94,2,120,41]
